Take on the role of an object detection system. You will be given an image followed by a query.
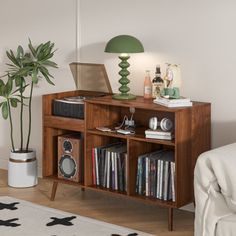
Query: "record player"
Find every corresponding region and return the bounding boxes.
[52,63,112,119]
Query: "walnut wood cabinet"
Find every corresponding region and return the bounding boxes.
[42,90,211,231]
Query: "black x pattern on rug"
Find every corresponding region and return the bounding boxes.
[46,216,77,226]
[0,202,19,210]
[0,218,21,227]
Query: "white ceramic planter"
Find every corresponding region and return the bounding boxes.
[8,150,38,188]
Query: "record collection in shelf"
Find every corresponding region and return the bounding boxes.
[136,150,175,202]
[92,142,127,192]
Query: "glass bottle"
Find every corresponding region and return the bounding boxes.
[152,65,164,98]
[143,70,152,99]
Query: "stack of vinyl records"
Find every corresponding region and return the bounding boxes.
[92,142,127,192]
[145,129,173,140]
[136,150,175,201]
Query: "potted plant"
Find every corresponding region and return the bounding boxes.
[0,39,57,187]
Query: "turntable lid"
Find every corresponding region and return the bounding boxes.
[69,62,112,93]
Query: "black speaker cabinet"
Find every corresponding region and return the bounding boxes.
[58,134,83,182]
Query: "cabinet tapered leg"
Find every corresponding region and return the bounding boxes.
[81,187,85,192]
[50,181,58,201]
[168,207,173,231]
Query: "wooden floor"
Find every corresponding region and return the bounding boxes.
[0,170,194,236]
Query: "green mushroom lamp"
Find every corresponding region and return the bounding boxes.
[105,35,144,100]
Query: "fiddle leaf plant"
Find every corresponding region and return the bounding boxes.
[0,39,57,153]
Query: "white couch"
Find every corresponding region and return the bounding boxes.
[194,143,236,236]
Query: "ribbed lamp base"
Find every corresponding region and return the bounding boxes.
[112,93,136,100]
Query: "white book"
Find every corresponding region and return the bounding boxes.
[156,159,161,199]
[95,148,99,185]
[145,129,172,136]
[171,162,176,202]
[154,100,192,108]
[159,160,164,199]
[146,134,173,140]
[154,97,191,104]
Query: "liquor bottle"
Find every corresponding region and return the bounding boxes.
[143,70,152,99]
[152,65,164,98]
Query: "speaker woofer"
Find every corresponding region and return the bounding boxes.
[59,154,76,178]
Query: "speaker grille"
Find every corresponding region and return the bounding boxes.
[59,155,76,178]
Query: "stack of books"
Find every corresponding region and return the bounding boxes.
[153,97,192,108]
[145,129,173,140]
[136,150,175,202]
[92,142,127,192]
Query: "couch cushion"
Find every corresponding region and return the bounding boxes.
[216,214,236,236]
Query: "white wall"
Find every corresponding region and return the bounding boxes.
[1,0,236,174]
[79,0,236,148]
[0,0,77,173]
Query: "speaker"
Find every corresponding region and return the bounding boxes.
[58,134,83,182]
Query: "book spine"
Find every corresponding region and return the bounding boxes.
[111,152,115,190]
[136,157,140,194]
[145,134,173,140]
[145,157,150,197]
[115,153,118,190]
[118,155,123,192]
[95,148,99,185]
[167,163,172,201]
[124,153,128,192]
[103,150,108,188]
[163,161,169,201]
[171,162,176,202]
[150,159,155,197]
[106,151,111,188]
[100,149,105,187]
[142,157,146,195]
[92,148,96,185]
[159,160,164,200]
[145,130,172,136]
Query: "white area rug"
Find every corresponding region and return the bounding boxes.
[0,196,153,236]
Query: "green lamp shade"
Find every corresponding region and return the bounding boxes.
[105,35,144,53]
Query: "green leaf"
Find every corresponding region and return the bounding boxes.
[39,67,54,85]
[2,102,8,119]
[40,60,58,68]
[36,43,43,55]
[6,63,17,68]
[15,76,22,87]
[15,67,32,77]
[0,79,4,96]
[4,77,13,96]
[17,46,24,59]
[9,50,21,67]
[31,67,39,84]
[28,39,37,57]
[0,102,4,108]
[10,98,19,108]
